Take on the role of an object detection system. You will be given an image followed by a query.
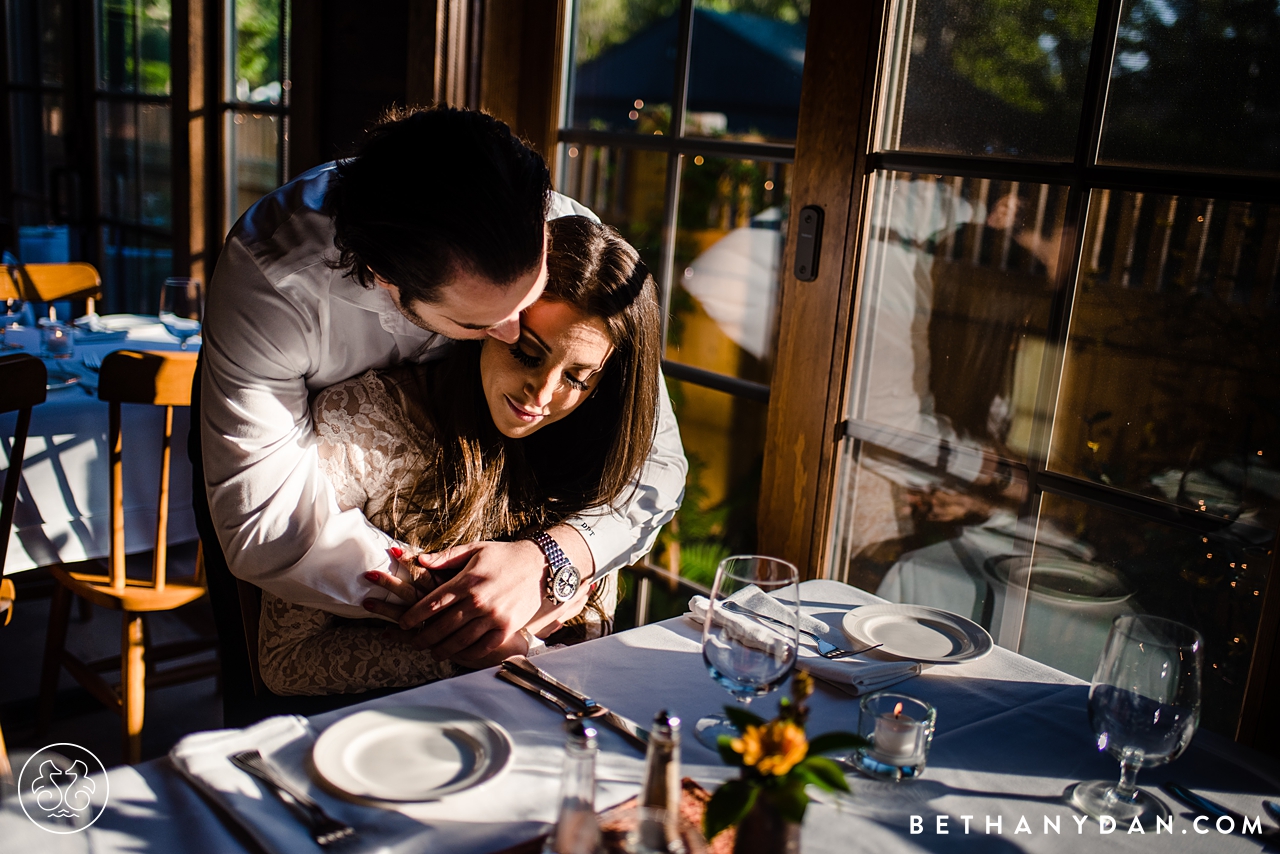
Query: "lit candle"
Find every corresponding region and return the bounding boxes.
[871,702,918,764]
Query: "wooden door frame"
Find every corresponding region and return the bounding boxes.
[757,0,886,578]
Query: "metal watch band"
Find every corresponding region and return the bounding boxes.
[532,531,579,604]
[532,531,570,571]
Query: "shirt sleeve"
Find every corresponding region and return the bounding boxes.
[563,374,687,578]
[200,238,412,618]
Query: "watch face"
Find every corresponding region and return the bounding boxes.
[552,565,579,601]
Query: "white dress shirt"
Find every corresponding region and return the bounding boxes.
[200,163,687,617]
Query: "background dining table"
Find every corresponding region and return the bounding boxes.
[1,580,1276,853]
[0,316,199,573]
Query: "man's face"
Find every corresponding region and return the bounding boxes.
[374,245,548,344]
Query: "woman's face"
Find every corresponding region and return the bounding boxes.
[480,299,614,439]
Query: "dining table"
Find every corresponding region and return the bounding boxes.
[1,579,1276,853]
[0,316,199,573]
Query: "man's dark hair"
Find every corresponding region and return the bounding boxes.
[325,105,551,306]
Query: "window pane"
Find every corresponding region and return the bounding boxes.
[140,102,171,228]
[829,432,1030,629]
[101,226,173,313]
[140,0,171,95]
[845,171,1067,465]
[656,379,766,585]
[9,93,45,201]
[99,0,135,92]
[876,0,1098,160]
[558,142,668,279]
[1099,0,1280,175]
[1051,192,1280,532]
[6,0,64,86]
[667,156,790,380]
[1031,491,1268,737]
[569,0,680,135]
[229,0,285,104]
[683,1,807,143]
[226,111,281,228]
[99,100,139,223]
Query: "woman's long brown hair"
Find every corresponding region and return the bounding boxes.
[379,216,662,551]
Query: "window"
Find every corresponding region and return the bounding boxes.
[558,0,810,589]
[827,0,1280,738]
[223,0,289,234]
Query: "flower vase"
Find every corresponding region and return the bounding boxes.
[732,796,800,854]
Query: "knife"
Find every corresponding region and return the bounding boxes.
[497,668,605,719]
[1161,782,1277,837]
[502,656,649,750]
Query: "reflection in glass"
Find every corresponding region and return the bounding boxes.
[655,379,766,588]
[99,100,140,224]
[876,0,1097,160]
[1032,491,1267,737]
[683,2,807,143]
[1100,0,1280,175]
[558,143,668,278]
[98,0,172,94]
[140,103,172,228]
[570,0,678,134]
[227,111,280,227]
[668,157,790,379]
[229,0,285,103]
[1054,193,1280,532]
[830,171,1067,596]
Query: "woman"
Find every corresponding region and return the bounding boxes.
[258,216,664,695]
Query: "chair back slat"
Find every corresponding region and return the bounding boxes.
[0,262,102,302]
[0,353,48,413]
[97,351,197,592]
[98,350,197,407]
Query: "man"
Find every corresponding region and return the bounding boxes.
[194,107,685,713]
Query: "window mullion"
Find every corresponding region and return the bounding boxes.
[1074,0,1124,171]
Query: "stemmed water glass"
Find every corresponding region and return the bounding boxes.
[694,555,800,749]
[1068,614,1203,830]
[159,277,204,349]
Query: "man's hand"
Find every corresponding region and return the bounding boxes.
[395,526,595,661]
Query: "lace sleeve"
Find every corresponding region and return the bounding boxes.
[312,371,418,516]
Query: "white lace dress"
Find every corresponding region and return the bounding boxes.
[257,369,617,696]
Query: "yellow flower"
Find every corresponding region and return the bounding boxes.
[730,720,809,776]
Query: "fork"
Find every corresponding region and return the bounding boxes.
[82,351,102,371]
[229,749,356,847]
[722,600,882,659]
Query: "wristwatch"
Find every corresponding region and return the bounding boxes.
[532,531,580,604]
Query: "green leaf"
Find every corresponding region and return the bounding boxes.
[767,779,810,825]
[716,734,745,767]
[704,780,758,841]
[723,706,767,732]
[795,756,850,793]
[807,732,868,756]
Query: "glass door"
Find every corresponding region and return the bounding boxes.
[827,0,1280,740]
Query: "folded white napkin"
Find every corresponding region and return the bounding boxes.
[687,587,922,697]
[170,715,431,854]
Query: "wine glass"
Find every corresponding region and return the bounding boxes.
[1067,614,1203,830]
[159,277,204,349]
[694,555,800,749]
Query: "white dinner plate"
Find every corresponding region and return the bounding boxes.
[842,604,993,664]
[312,706,512,802]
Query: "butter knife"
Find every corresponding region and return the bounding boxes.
[502,656,649,749]
[1161,782,1277,838]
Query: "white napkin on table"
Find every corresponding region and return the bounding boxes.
[687,587,923,697]
[169,715,432,854]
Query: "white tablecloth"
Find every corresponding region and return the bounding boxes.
[0,318,198,572]
[3,580,1277,852]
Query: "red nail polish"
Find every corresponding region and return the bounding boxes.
[390,547,403,558]
[364,571,381,581]
[362,600,376,611]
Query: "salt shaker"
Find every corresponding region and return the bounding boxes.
[634,710,683,853]
[544,718,602,854]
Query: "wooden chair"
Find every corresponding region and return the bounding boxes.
[38,350,218,763]
[0,353,47,783]
[1,261,103,317]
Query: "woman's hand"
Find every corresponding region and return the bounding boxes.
[361,548,441,622]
